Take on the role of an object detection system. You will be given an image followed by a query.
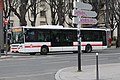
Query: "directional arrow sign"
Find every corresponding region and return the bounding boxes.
[74,1,92,10]
[73,17,97,24]
[80,18,97,24]
[73,9,97,17]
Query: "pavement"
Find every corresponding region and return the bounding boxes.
[55,46,120,80]
[0,52,33,59]
[1,46,120,80]
[55,63,120,80]
[0,55,12,59]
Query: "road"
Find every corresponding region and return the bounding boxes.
[0,47,120,80]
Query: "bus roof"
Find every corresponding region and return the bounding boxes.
[12,25,111,31]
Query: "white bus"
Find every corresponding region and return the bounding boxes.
[10,25,112,55]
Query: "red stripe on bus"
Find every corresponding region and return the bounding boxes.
[25,45,51,48]
[25,46,41,48]
[11,48,18,50]
[32,46,41,48]
[74,44,103,46]
[25,46,31,48]
[11,48,20,50]
[91,44,103,46]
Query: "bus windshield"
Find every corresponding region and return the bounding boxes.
[12,28,24,44]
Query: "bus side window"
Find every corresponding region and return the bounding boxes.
[38,33,43,41]
[25,30,36,42]
[51,30,60,42]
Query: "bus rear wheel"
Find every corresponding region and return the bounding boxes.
[40,46,49,55]
[85,44,92,53]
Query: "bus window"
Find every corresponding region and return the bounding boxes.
[51,30,61,42]
[62,30,76,42]
[25,29,36,42]
[81,30,103,41]
[37,30,50,42]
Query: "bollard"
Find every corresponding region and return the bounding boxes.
[96,53,99,80]
[0,46,1,57]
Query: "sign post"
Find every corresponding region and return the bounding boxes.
[73,0,97,71]
[74,0,82,72]
[4,19,8,55]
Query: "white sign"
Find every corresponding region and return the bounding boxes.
[73,17,97,24]
[73,9,97,17]
[74,1,92,10]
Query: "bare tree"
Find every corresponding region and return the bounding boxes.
[28,0,49,26]
[7,0,34,26]
[3,0,11,19]
[28,0,37,26]
[112,0,120,47]
[83,0,120,47]
[46,0,73,27]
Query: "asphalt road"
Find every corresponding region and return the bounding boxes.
[0,47,120,80]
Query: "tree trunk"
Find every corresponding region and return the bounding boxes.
[20,18,27,26]
[117,21,120,47]
[19,0,28,26]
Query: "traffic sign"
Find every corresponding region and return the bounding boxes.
[80,18,97,24]
[4,19,8,25]
[74,1,92,10]
[73,17,97,24]
[73,9,97,17]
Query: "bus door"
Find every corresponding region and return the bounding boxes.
[51,30,63,51]
[61,30,74,51]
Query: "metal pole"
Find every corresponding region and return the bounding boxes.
[5,23,8,55]
[0,46,1,57]
[96,53,99,80]
[75,0,82,72]
[78,16,82,71]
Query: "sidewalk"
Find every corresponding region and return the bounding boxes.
[0,52,12,59]
[55,46,120,80]
[55,63,120,80]
[0,55,12,59]
[0,52,32,59]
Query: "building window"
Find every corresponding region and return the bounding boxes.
[40,21,46,25]
[40,11,46,17]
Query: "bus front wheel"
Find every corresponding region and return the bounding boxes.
[40,46,49,55]
[85,44,92,53]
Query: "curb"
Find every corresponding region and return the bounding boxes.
[55,63,120,80]
[0,56,13,59]
[55,67,77,80]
